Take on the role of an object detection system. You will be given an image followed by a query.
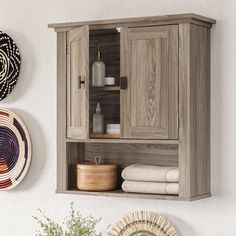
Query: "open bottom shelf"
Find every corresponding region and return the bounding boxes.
[57,189,181,201]
[56,189,211,201]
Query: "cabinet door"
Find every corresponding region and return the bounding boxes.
[121,25,178,139]
[67,26,89,139]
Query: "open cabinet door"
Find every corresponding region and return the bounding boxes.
[121,25,179,139]
[67,26,89,139]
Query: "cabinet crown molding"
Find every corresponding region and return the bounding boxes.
[48,13,216,32]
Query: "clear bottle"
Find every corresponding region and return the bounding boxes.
[92,45,105,87]
[93,103,104,134]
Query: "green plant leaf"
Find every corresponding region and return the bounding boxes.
[33,202,104,236]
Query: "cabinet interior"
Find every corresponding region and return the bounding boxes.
[67,142,179,193]
[89,29,120,137]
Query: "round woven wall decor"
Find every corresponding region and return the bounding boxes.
[0,31,21,101]
[0,109,31,190]
[110,211,177,236]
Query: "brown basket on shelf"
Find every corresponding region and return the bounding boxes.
[77,156,118,191]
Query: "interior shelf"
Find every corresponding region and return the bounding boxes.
[91,86,120,91]
[66,138,179,144]
[89,133,120,139]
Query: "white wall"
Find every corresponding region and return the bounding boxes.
[0,0,236,235]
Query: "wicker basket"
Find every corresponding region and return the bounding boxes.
[77,163,118,191]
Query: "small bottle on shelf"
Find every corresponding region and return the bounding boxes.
[92,45,105,87]
[93,103,104,134]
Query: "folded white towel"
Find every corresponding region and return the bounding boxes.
[122,181,179,195]
[122,164,179,183]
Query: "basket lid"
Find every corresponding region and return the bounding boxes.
[77,163,117,170]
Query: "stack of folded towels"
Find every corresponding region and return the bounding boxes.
[121,164,179,195]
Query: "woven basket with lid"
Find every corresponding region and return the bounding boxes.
[77,163,118,191]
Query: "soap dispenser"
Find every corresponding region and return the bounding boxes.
[92,45,105,87]
[93,103,104,134]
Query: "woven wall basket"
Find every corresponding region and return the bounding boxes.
[110,211,177,236]
[0,109,31,190]
[0,31,21,101]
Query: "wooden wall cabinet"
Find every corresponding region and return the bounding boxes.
[49,13,216,201]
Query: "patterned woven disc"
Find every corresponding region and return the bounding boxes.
[110,211,177,236]
[0,109,31,190]
[0,31,21,101]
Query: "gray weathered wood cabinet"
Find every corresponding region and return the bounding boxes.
[49,13,216,201]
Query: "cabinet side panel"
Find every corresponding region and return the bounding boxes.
[57,32,67,191]
[190,24,211,196]
[179,24,211,198]
[179,24,191,198]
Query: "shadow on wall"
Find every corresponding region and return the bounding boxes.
[0,30,35,103]
[211,20,224,198]
[165,214,198,236]
[10,109,47,191]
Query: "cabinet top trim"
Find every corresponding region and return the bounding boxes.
[48,13,216,31]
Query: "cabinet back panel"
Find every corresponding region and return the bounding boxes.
[89,91,120,133]
[67,143,85,189]
[85,143,178,186]
[89,30,120,84]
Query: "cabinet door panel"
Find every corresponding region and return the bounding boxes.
[121,25,178,139]
[67,26,89,139]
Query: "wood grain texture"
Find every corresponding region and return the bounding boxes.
[66,138,179,144]
[54,15,214,201]
[89,133,120,139]
[67,26,89,139]
[91,86,120,91]
[85,143,178,167]
[49,13,216,30]
[179,23,211,198]
[120,27,129,138]
[56,189,211,201]
[121,25,178,139]
[85,143,178,187]
[89,90,120,133]
[57,189,180,200]
[168,26,179,138]
[57,32,67,191]
[67,143,85,189]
